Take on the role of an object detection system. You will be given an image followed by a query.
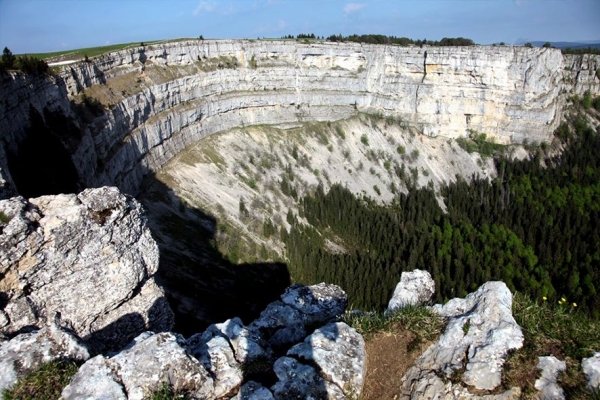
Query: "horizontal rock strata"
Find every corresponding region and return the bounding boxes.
[0,41,598,196]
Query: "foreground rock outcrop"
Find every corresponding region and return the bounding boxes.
[0,186,173,353]
[62,283,364,400]
[402,281,524,399]
[387,269,436,313]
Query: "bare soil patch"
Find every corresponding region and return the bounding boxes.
[362,326,432,400]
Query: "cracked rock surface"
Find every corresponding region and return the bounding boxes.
[60,283,364,399]
[402,281,523,399]
[0,187,173,353]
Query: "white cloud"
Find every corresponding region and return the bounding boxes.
[344,2,365,15]
[193,1,217,16]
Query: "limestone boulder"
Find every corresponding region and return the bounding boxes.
[250,283,347,350]
[0,187,173,353]
[386,269,436,313]
[270,356,346,400]
[582,352,600,390]
[534,356,566,400]
[403,281,524,398]
[62,332,214,400]
[286,322,366,398]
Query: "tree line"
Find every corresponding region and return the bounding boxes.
[1,47,51,75]
[281,113,600,317]
[325,34,475,46]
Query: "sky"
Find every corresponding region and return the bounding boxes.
[0,0,599,54]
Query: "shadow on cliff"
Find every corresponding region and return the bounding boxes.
[138,174,291,338]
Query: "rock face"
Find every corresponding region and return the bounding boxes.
[582,352,600,390]
[535,356,566,400]
[402,281,524,399]
[0,186,173,353]
[0,41,598,197]
[61,282,365,400]
[386,269,435,313]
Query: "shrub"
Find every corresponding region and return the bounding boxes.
[14,55,50,75]
[360,134,369,145]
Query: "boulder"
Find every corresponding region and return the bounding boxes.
[62,332,214,400]
[0,187,173,353]
[270,356,346,400]
[187,328,244,398]
[286,322,365,398]
[534,356,566,400]
[403,281,524,397]
[249,283,347,350]
[582,352,600,390]
[232,381,274,400]
[0,320,89,392]
[386,269,435,313]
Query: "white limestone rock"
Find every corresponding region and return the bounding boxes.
[62,332,214,400]
[6,42,594,196]
[534,356,566,400]
[249,283,347,350]
[0,187,174,353]
[386,269,435,313]
[0,321,89,392]
[406,371,521,399]
[270,356,346,400]
[187,328,244,398]
[403,281,524,397]
[280,283,347,323]
[61,355,127,400]
[211,317,270,363]
[232,381,274,400]
[582,352,600,390]
[287,322,366,398]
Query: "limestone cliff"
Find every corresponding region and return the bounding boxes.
[0,41,598,197]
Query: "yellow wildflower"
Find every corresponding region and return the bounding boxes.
[542,296,547,301]
[573,303,577,307]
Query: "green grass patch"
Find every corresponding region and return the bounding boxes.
[21,39,183,62]
[0,211,9,224]
[343,306,445,341]
[143,382,191,400]
[2,360,79,400]
[503,292,600,398]
[456,130,505,158]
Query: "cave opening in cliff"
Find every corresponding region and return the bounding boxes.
[7,105,80,198]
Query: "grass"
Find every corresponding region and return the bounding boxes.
[21,39,186,62]
[0,211,9,224]
[2,360,79,400]
[343,305,445,341]
[503,292,600,399]
[143,382,191,400]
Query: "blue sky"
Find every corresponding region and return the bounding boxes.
[1,0,599,54]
